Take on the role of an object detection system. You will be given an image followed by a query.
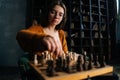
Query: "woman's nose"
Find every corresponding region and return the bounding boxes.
[55,13,59,18]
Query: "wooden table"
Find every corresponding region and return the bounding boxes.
[29,61,113,80]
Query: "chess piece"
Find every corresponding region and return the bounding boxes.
[34,54,38,65]
[87,75,91,80]
[62,53,67,71]
[66,54,72,73]
[55,56,63,71]
[83,51,89,70]
[76,54,84,71]
[46,60,55,76]
[46,53,55,76]
[94,55,100,67]
[40,52,46,66]
[88,54,94,70]
[99,55,106,67]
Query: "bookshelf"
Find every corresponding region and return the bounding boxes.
[64,0,115,63]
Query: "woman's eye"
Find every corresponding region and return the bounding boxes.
[50,10,64,17]
[51,10,56,14]
[59,13,64,17]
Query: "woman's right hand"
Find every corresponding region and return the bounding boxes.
[42,36,63,57]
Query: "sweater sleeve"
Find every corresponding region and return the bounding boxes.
[16,29,47,53]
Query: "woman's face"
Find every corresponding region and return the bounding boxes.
[48,5,64,26]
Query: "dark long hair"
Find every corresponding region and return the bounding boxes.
[40,0,67,30]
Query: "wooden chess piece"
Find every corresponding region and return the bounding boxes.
[100,55,106,67]
[87,75,91,80]
[88,53,94,70]
[34,54,38,65]
[46,53,55,76]
[94,55,100,67]
[55,56,63,71]
[40,52,46,66]
[83,51,89,70]
[76,54,84,71]
[62,53,67,71]
[66,54,72,73]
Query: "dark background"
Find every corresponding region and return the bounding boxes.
[0,0,26,66]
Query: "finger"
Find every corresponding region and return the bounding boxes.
[55,41,61,56]
[43,36,53,51]
[56,41,63,56]
[49,37,56,53]
[44,38,51,51]
[58,50,64,56]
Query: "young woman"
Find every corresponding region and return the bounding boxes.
[16,0,68,59]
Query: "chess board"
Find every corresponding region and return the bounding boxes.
[29,51,113,80]
[29,62,113,80]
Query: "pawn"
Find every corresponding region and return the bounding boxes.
[34,54,38,65]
